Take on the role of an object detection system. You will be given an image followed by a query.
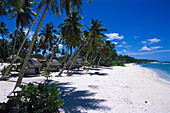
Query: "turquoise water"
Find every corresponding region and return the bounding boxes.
[138,63,170,83]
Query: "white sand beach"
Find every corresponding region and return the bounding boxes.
[0,64,170,113]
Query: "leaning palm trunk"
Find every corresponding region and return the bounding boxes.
[97,56,102,66]
[89,52,94,63]
[92,54,99,64]
[47,38,62,69]
[85,50,90,62]
[67,42,88,74]
[14,1,52,89]
[1,4,45,80]
[6,40,10,57]
[11,29,18,62]
[57,46,70,77]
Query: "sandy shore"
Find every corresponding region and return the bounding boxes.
[0,64,170,113]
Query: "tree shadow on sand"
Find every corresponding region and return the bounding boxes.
[88,72,108,76]
[44,80,111,113]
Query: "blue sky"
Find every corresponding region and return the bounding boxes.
[1,0,170,61]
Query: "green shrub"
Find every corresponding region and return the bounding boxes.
[20,83,64,113]
[1,65,15,75]
[87,63,92,66]
[42,68,52,80]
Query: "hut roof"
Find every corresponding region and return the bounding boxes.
[27,58,42,67]
[7,55,22,60]
[48,59,61,66]
[75,58,83,64]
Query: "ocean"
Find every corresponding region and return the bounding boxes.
[137,63,170,83]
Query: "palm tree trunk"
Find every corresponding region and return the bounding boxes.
[92,54,99,63]
[57,46,70,77]
[89,52,94,63]
[6,39,10,57]
[1,3,45,80]
[97,56,102,66]
[67,43,88,74]
[85,50,90,62]
[47,38,62,69]
[11,29,18,62]
[14,1,52,89]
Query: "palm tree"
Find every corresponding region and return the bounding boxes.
[0,22,10,56]
[0,0,7,18]
[57,11,83,76]
[38,23,58,57]
[7,0,37,60]
[0,22,9,39]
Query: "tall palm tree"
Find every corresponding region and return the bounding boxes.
[0,0,7,18]
[38,23,58,57]
[57,11,83,76]
[0,22,9,39]
[0,22,10,56]
[7,0,37,60]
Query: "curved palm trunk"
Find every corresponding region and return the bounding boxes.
[67,43,88,74]
[14,1,52,89]
[97,56,102,66]
[92,54,99,64]
[57,46,70,77]
[85,50,90,62]
[47,39,62,69]
[1,3,45,80]
[11,29,18,62]
[89,52,94,63]
[6,39,10,57]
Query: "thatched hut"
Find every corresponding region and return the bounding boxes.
[48,59,61,72]
[66,58,83,69]
[25,58,42,74]
[7,55,22,63]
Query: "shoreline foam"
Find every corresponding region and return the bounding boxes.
[137,63,170,84]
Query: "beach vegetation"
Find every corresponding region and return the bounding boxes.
[20,83,64,112]
[42,68,52,80]
[1,65,15,75]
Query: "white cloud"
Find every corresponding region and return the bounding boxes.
[141,38,161,45]
[112,42,118,45]
[117,45,123,47]
[58,44,63,49]
[0,36,2,39]
[139,46,162,51]
[122,41,127,44]
[117,51,122,54]
[140,46,151,51]
[106,33,124,40]
[124,45,132,48]
[128,50,170,55]
[148,38,161,44]
[134,36,138,39]
[123,49,127,53]
[23,28,35,40]
[150,46,162,50]
[141,41,147,44]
